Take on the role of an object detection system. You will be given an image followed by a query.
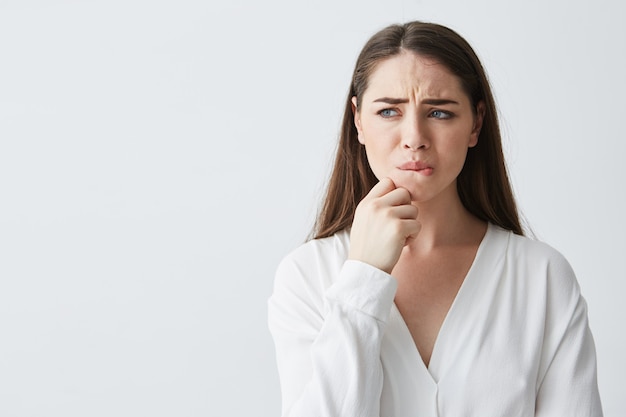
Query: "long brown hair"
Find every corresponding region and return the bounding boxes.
[313,21,523,239]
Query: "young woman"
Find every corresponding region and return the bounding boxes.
[268,21,602,416]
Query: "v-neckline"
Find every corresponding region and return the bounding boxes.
[389,222,496,384]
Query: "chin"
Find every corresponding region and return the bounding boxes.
[407,189,430,203]
[388,170,449,204]
[387,173,423,201]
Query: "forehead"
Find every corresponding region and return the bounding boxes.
[363,51,465,100]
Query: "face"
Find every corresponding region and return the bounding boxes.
[353,51,484,203]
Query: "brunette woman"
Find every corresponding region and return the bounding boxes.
[268,21,602,417]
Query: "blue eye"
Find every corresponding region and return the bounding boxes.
[379,108,399,118]
[430,110,452,119]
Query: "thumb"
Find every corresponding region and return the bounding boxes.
[365,177,396,200]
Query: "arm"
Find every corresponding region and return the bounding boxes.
[268,258,397,417]
[269,179,418,417]
[535,255,603,416]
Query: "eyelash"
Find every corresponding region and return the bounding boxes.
[430,110,453,119]
[376,108,454,119]
[378,108,399,118]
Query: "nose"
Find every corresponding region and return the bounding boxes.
[401,114,429,151]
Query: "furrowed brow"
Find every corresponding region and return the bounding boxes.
[421,98,460,106]
[372,97,460,105]
[372,97,409,104]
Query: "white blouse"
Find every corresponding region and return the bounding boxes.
[268,223,603,416]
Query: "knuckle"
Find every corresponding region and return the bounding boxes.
[392,221,403,234]
[370,199,383,211]
[399,188,411,201]
[382,206,394,219]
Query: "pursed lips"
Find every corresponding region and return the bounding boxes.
[398,161,433,172]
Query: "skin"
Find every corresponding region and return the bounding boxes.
[348,51,488,367]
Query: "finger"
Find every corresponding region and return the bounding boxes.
[379,187,412,206]
[389,204,419,220]
[401,219,422,241]
[364,177,396,200]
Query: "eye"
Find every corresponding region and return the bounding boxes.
[378,108,399,118]
[430,110,453,119]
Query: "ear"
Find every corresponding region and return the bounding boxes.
[351,96,365,145]
[469,101,485,148]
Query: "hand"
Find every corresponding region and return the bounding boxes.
[348,178,420,274]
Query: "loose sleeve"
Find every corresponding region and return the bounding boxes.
[268,255,397,417]
[535,254,603,416]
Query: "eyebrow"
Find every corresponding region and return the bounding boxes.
[372,97,460,106]
[422,98,460,106]
[373,97,409,104]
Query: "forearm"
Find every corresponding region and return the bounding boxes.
[269,260,397,417]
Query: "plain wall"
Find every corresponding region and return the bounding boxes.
[0,0,624,415]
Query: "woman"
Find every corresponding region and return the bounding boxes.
[268,21,602,416]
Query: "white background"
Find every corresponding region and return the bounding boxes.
[0,0,624,415]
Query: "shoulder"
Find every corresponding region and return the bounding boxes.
[493,225,581,299]
[506,228,575,275]
[507,228,568,261]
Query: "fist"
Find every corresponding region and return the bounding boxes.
[348,178,421,273]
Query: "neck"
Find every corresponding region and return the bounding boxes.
[407,188,487,252]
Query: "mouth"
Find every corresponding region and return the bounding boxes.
[398,161,433,175]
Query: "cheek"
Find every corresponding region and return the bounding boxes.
[363,145,385,180]
[361,131,397,175]
[388,170,415,192]
[386,171,429,202]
